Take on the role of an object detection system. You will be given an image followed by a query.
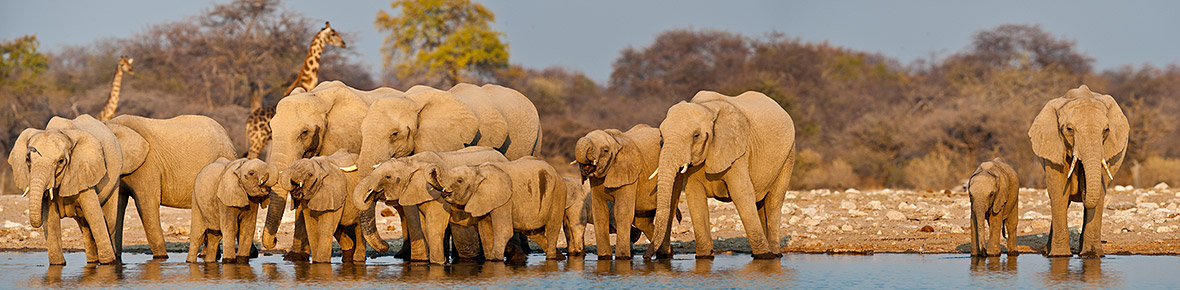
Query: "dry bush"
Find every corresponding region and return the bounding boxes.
[1136,157,1180,188]
[902,147,974,190]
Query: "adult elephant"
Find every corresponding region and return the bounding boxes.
[261,81,399,259]
[648,91,795,260]
[1028,85,1128,257]
[10,115,122,265]
[354,83,540,260]
[105,114,237,258]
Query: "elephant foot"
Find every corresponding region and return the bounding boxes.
[614,255,632,261]
[394,245,412,259]
[152,254,169,260]
[694,254,715,260]
[249,244,260,258]
[654,251,674,260]
[751,253,780,260]
[235,256,250,264]
[505,244,528,263]
[567,251,585,259]
[1045,249,1073,257]
[283,252,311,262]
[547,253,567,261]
[222,257,237,263]
[1079,249,1104,258]
[596,254,612,260]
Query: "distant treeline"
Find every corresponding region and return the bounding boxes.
[3,3,1178,193]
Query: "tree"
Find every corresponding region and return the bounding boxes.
[375,0,509,87]
[0,35,50,90]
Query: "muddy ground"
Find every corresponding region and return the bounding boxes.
[1,184,1177,256]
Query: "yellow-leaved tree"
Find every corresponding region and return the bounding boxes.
[375,0,509,86]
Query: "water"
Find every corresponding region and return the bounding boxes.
[1,252,1177,289]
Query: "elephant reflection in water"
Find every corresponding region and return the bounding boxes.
[970,256,1018,279]
[1042,257,1117,287]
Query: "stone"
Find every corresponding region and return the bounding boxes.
[1115,185,1129,191]
[867,200,885,210]
[801,207,818,217]
[1022,211,1047,220]
[1107,201,1136,211]
[380,208,396,217]
[1155,182,1170,190]
[845,188,861,194]
[788,215,801,225]
[803,218,821,227]
[898,202,917,211]
[1157,226,1173,233]
[826,225,841,232]
[1138,203,1161,210]
[840,201,857,210]
[885,210,906,221]
[918,225,934,232]
[1022,226,1033,233]
[951,226,965,234]
[848,209,868,217]
[840,224,854,232]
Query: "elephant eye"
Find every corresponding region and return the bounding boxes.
[693,132,701,138]
[300,129,310,137]
[385,175,391,179]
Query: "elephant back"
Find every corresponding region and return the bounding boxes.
[449,83,541,160]
[694,91,795,191]
[107,115,236,208]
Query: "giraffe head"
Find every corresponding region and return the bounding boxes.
[118,56,134,76]
[318,22,346,48]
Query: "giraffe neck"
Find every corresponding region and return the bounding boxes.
[285,32,328,96]
[99,68,125,121]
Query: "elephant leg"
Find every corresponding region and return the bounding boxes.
[1006,212,1019,256]
[205,232,222,263]
[633,216,669,257]
[477,218,499,261]
[303,210,328,263]
[237,206,258,263]
[221,209,239,263]
[1043,163,1072,257]
[402,205,428,261]
[393,205,412,259]
[526,231,552,259]
[727,176,772,259]
[110,190,129,259]
[684,182,714,258]
[986,213,1003,256]
[613,188,636,259]
[130,185,168,259]
[44,203,65,265]
[76,217,97,263]
[335,227,353,263]
[187,213,206,263]
[78,191,115,263]
[491,209,514,262]
[420,202,449,264]
[1079,203,1105,257]
[289,207,310,257]
[763,162,792,257]
[590,192,613,259]
[349,225,367,263]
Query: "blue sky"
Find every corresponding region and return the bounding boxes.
[3,0,1178,82]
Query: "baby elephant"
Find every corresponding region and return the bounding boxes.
[968,158,1020,256]
[562,177,591,258]
[279,150,375,263]
[437,157,568,261]
[188,158,278,263]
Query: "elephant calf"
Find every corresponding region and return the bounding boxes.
[188,158,278,263]
[968,158,1020,257]
[561,177,591,258]
[279,150,377,263]
[437,157,568,261]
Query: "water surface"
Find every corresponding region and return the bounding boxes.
[2,252,1177,289]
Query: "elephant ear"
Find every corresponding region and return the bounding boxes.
[1028,98,1069,165]
[1098,94,1130,162]
[989,168,1009,214]
[218,159,249,208]
[705,103,750,174]
[307,160,347,211]
[464,166,510,217]
[59,130,106,198]
[400,162,439,206]
[106,123,149,174]
[603,130,641,188]
[408,88,478,152]
[324,149,358,170]
[8,128,40,191]
[70,115,123,201]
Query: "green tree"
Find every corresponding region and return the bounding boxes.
[375,0,509,86]
[0,35,50,90]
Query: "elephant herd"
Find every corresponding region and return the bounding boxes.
[8,81,1126,266]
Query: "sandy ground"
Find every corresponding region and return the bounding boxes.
[1,184,1178,256]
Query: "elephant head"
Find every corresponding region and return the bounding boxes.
[574,129,642,187]
[1029,85,1129,208]
[650,92,752,250]
[436,165,511,217]
[278,150,356,213]
[352,158,438,211]
[9,115,121,228]
[219,159,279,208]
[357,86,478,178]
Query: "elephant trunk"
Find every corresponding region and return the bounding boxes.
[353,175,379,210]
[358,205,389,252]
[649,144,688,256]
[262,191,286,249]
[971,197,988,255]
[26,177,49,228]
[357,141,392,179]
[1078,137,1105,209]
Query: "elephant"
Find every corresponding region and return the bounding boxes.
[278,150,375,263]
[561,176,590,258]
[1028,85,1129,257]
[355,83,541,260]
[436,157,567,261]
[262,81,399,260]
[968,158,1020,257]
[188,158,278,263]
[9,115,121,265]
[352,146,508,264]
[104,114,237,259]
[648,91,796,260]
[573,124,679,259]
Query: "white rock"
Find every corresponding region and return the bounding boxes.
[1157,226,1173,233]
[784,193,797,199]
[840,201,857,210]
[867,201,884,210]
[781,206,796,216]
[1156,182,1170,190]
[950,226,964,234]
[885,210,906,221]
[826,225,841,232]
[801,207,818,217]
[845,188,861,194]
[899,202,917,211]
[876,230,882,235]
[788,216,801,225]
[2,221,23,229]
[1022,226,1033,233]
[848,209,868,217]
[803,218,821,227]
[840,224,854,232]
[1138,203,1161,210]
[1115,185,1129,191]
[1022,211,1047,220]
[29,231,40,238]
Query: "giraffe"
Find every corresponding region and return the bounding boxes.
[98,56,134,121]
[245,21,346,159]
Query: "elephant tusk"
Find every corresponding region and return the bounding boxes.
[648,168,659,180]
[1102,158,1114,180]
[1065,153,1078,179]
[297,181,304,188]
[593,159,598,166]
[339,164,357,172]
[22,187,29,197]
[569,160,578,165]
[48,187,54,200]
[680,164,689,173]
[260,179,265,186]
